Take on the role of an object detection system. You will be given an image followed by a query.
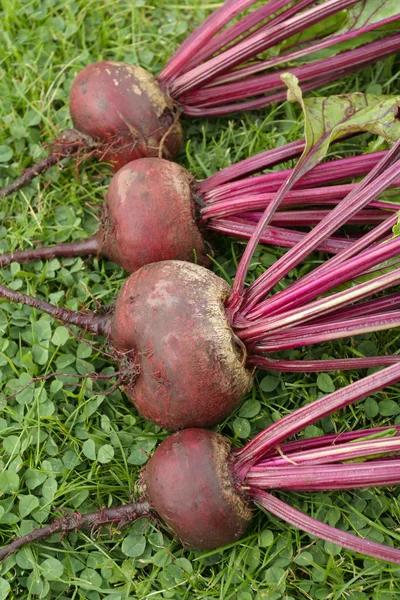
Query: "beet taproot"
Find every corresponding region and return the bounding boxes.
[0,260,252,431]
[142,429,252,549]
[97,158,209,271]
[1,151,395,275]
[110,261,253,430]
[69,62,182,170]
[4,363,400,562]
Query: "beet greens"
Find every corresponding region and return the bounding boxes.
[1,0,399,198]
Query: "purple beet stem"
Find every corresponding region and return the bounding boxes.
[251,489,400,564]
[0,236,99,269]
[240,142,400,319]
[235,362,400,473]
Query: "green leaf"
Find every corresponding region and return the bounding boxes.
[239,399,261,418]
[344,0,399,30]
[379,399,400,416]
[2,435,21,455]
[25,469,47,490]
[0,146,13,163]
[364,397,379,418]
[260,529,274,547]
[40,557,64,580]
[283,74,400,180]
[284,1,400,63]
[232,417,251,438]
[19,495,40,518]
[51,326,70,346]
[26,573,49,596]
[0,579,10,600]
[42,478,58,501]
[121,534,146,557]
[260,375,280,392]
[97,444,114,464]
[0,471,19,494]
[317,374,335,394]
[82,439,97,460]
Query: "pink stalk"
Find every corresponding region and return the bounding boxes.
[234,362,400,473]
[256,436,400,468]
[160,0,259,82]
[203,152,386,203]
[175,0,308,75]
[241,268,400,343]
[181,69,353,116]
[183,33,400,106]
[237,209,387,226]
[253,311,400,351]
[208,217,354,254]
[240,143,400,318]
[199,139,305,192]
[312,292,400,324]
[202,186,399,221]
[250,212,399,320]
[247,460,400,491]
[200,185,355,220]
[247,355,400,372]
[270,427,400,458]
[170,0,361,96]
[251,489,400,565]
[211,14,400,85]
[241,232,400,330]
[227,145,400,320]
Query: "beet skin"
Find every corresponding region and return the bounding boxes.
[69,61,182,170]
[143,429,252,549]
[110,261,253,430]
[98,158,209,272]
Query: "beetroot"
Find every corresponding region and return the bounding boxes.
[2,0,399,198]
[0,150,396,274]
[143,429,252,549]
[0,150,400,430]
[3,364,400,563]
[97,158,208,272]
[110,261,252,430]
[0,260,252,431]
[69,62,182,170]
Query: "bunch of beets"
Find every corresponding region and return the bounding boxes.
[1,0,400,567]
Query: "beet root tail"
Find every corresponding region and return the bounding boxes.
[0,501,151,562]
[0,129,98,199]
[0,235,100,269]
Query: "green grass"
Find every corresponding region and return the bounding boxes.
[0,1,400,598]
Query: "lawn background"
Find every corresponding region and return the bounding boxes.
[0,1,400,598]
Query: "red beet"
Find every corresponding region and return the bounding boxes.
[111,261,253,430]
[97,158,208,271]
[1,151,392,275]
[3,368,400,562]
[0,260,252,431]
[69,62,182,170]
[3,1,399,199]
[142,429,252,549]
